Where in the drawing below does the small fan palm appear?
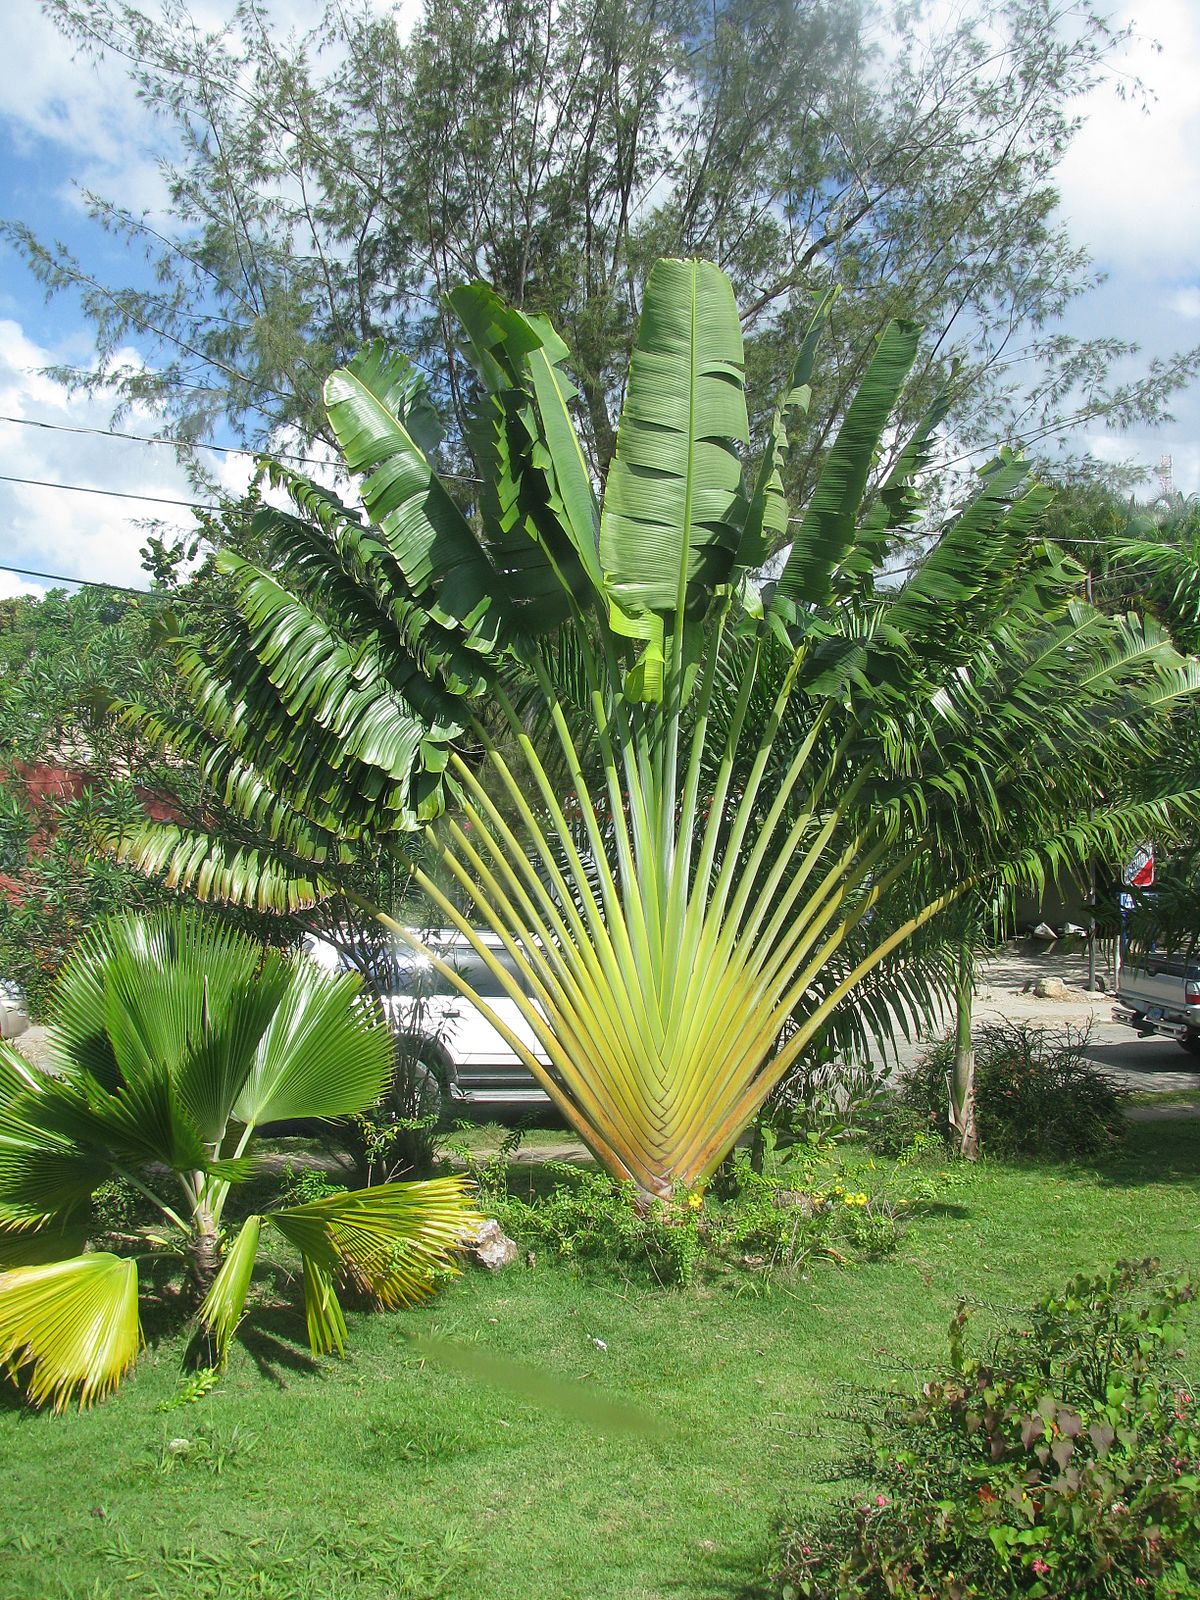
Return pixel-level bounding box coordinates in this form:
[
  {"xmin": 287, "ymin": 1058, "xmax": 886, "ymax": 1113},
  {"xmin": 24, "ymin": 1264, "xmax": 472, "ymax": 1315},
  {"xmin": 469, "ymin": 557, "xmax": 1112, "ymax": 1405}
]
[
  {"xmin": 0, "ymin": 909, "xmax": 473, "ymax": 1409},
  {"xmin": 113, "ymin": 261, "xmax": 1200, "ymax": 1201}
]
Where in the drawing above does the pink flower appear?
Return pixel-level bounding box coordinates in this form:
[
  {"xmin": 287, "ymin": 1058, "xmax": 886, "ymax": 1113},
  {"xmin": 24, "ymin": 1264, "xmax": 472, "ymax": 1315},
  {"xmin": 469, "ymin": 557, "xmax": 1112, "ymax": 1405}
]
[
  {"xmin": 875, "ymin": 1495, "xmax": 888, "ymax": 1508},
  {"xmin": 1032, "ymin": 1558, "xmax": 1050, "ymax": 1577}
]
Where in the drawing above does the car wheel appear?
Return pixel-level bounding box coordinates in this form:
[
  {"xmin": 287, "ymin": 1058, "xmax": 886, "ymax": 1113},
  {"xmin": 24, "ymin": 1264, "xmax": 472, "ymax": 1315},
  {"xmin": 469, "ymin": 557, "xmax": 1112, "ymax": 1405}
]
[{"xmin": 1178, "ymin": 1030, "xmax": 1200, "ymax": 1058}]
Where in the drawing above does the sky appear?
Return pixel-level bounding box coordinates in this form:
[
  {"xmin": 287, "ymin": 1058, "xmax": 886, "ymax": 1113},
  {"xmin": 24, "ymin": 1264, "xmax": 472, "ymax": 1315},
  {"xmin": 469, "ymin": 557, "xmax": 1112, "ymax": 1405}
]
[{"xmin": 0, "ymin": 0, "xmax": 1199, "ymax": 603}]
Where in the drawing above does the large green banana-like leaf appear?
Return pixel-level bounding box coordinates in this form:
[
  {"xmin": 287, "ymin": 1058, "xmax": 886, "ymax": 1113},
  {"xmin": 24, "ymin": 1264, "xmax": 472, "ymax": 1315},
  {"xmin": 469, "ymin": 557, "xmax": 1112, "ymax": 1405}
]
[
  {"xmin": 773, "ymin": 319, "xmax": 920, "ymax": 607},
  {"xmin": 116, "ymin": 823, "xmax": 333, "ymax": 914},
  {"xmin": 738, "ymin": 287, "xmax": 836, "ymax": 571},
  {"xmin": 126, "ymin": 633, "xmax": 415, "ymax": 840},
  {"xmin": 524, "ymin": 318, "xmax": 604, "ymax": 594},
  {"xmin": 342, "ymin": 340, "xmax": 445, "ymax": 457},
  {"xmin": 831, "ymin": 380, "xmax": 955, "ymax": 595},
  {"xmin": 600, "ymin": 258, "xmax": 749, "ymax": 697},
  {"xmin": 254, "ymin": 465, "xmax": 488, "ymax": 701},
  {"xmin": 449, "ymin": 283, "xmax": 603, "ymax": 605},
  {"xmin": 0, "ymin": 1253, "xmax": 140, "ymax": 1410},
  {"xmin": 218, "ymin": 556, "xmax": 440, "ymax": 781},
  {"xmin": 325, "ymin": 347, "xmax": 514, "ymax": 657}
]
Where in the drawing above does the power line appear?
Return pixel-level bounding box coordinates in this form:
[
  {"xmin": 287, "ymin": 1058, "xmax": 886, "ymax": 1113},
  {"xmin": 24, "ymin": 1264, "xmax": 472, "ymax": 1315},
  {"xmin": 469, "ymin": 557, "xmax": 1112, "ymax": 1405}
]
[
  {"xmin": 4, "ymin": 534, "xmax": 1174, "ymax": 607},
  {"xmin": 0, "ymin": 472, "xmax": 226, "ymax": 513},
  {"xmin": 0, "ymin": 561, "xmax": 163, "ymax": 599},
  {"xmin": 0, "ymin": 412, "xmax": 317, "ymax": 467},
  {"xmin": 0, "ymin": 412, "xmax": 485, "ymax": 485}
]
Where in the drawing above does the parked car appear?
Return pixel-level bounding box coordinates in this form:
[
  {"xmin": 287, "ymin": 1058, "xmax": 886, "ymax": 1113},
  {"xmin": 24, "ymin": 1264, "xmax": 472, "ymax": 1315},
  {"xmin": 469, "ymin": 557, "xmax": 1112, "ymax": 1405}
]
[
  {"xmin": 0, "ymin": 979, "xmax": 30, "ymax": 1042},
  {"xmin": 306, "ymin": 928, "xmax": 555, "ymax": 1120},
  {"xmin": 1113, "ymin": 953, "xmax": 1200, "ymax": 1058}
]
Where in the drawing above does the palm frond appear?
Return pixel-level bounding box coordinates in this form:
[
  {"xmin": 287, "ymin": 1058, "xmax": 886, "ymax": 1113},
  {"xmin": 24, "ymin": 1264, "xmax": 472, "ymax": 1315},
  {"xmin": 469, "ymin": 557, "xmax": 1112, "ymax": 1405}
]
[
  {"xmin": 773, "ymin": 319, "xmax": 920, "ymax": 607},
  {"xmin": 271, "ymin": 1177, "xmax": 473, "ymax": 1309},
  {"xmin": 0, "ymin": 1253, "xmax": 140, "ymax": 1410},
  {"xmin": 196, "ymin": 1213, "xmax": 261, "ymax": 1365},
  {"xmin": 233, "ymin": 961, "xmax": 393, "ymax": 1129}
]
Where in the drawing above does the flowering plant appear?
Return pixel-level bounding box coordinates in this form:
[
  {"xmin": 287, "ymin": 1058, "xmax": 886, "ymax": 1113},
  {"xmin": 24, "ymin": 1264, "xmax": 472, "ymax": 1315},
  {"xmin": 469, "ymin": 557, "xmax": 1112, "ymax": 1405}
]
[{"xmin": 773, "ymin": 1260, "xmax": 1200, "ymax": 1598}]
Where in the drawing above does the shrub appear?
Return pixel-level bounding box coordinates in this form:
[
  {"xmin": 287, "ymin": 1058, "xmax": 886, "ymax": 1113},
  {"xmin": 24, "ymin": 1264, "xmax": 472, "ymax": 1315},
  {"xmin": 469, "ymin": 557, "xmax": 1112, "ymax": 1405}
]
[
  {"xmin": 470, "ymin": 1137, "xmax": 955, "ymax": 1287},
  {"xmin": 772, "ymin": 1259, "xmax": 1200, "ymax": 1599},
  {"xmin": 754, "ymin": 1043, "xmax": 899, "ymax": 1159},
  {"xmin": 895, "ymin": 1022, "xmax": 1127, "ymax": 1160}
]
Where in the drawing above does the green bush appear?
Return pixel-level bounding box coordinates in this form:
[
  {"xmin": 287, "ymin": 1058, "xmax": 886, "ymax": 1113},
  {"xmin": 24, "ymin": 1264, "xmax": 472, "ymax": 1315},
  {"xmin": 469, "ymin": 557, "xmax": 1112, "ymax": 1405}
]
[
  {"xmin": 772, "ymin": 1260, "xmax": 1200, "ymax": 1599},
  {"xmin": 894, "ymin": 1022, "xmax": 1127, "ymax": 1160},
  {"xmin": 465, "ymin": 1137, "xmax": 954, "ymax": 1287}
]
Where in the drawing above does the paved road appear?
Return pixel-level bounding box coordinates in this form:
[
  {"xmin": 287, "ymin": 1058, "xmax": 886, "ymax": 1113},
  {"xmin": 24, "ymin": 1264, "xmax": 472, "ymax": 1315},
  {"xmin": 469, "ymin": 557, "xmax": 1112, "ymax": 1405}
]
[{"xmin": 885, "ymin": 946, "xmax": 1200, "ymax": 1100}]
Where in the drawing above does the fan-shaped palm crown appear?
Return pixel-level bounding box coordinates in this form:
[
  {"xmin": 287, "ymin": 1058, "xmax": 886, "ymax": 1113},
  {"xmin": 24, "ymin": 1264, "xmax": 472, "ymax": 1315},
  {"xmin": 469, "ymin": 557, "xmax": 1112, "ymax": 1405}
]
[
  {"xmin": 0, "ymin": 910, "xmax": 472, "ymax": 1408},
  {"xmin": 116, "ymin": 260, "xmax": 1200, "ymax": 1199}
]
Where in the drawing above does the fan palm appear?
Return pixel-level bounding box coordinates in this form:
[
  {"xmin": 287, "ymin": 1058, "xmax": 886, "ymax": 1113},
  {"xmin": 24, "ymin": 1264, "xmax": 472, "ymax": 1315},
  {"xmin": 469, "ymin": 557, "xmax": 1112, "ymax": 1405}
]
[
  {"xmin": 115, "ymin": 260, "xmax": 1200, "ymax": 1200},
  {"xmin": 0, "ymin": 909, "xmax": 473, "ymax": 1409}
]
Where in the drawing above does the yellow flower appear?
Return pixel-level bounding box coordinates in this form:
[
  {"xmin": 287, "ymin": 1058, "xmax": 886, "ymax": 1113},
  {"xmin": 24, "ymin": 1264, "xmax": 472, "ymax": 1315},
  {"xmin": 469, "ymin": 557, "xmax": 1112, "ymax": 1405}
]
[{"xmin": 686, "ymin": 1191, "xmax": 704, "ymax": 1211}]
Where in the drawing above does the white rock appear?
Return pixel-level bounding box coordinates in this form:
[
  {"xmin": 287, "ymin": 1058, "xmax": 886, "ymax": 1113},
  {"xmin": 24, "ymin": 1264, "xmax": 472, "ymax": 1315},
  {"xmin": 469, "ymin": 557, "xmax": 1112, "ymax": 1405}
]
[{"xmin": 460, "ymin": 1217, "xmax": 518, "ymax": 1270}]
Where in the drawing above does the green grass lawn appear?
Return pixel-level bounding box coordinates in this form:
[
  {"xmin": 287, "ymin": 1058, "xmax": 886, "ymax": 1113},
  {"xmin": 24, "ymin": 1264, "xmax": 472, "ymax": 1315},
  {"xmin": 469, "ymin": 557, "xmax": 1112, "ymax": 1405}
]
[{"xmin": 3, "ymin": 1120, "xmax": 1199, "ymax": 1600}]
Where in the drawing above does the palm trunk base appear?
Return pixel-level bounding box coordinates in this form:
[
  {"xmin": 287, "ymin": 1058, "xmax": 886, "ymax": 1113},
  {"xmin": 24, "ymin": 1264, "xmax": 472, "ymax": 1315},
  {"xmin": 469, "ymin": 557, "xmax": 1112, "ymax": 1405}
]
[
  {"xmin": 951, "ymin": 938, "xmax": 979, "ymax": 1161},
  {"xmin": 185, "ymin": 1228, "xmax": 221, "ymax": 1302},
  {"xmin": 949, "ymin": 1058, "xmax": 979, "ymax": 1161}
]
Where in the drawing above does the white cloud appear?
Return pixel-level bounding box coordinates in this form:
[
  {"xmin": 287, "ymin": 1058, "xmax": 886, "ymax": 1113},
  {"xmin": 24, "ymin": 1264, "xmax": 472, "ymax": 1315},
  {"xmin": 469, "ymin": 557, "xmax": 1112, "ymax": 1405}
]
[
  {"xmin": 0, "ymin": 3, "xmax": 166, "ymax": 214},
  {"xmin": 0, "ymin": 317, "xmax": 251, "ymax": 591},
  {"xmin": 1167, "ymin": 287, "xmax": 1200, "ymax": 320},
  {"xmin": 0, "ymin": 570, "xmax": 45, "ymax": 601},
  {"xmin": 1081, "ymin": 427, "xmax": 1199, "ymax": 497},
  {"xmin": 1, "ymin": 0, "xmax": 423, "ymax": 223},
  {"xmin": 1056, "ymin": 1, "xmax": 1200, "ymax": 273}
]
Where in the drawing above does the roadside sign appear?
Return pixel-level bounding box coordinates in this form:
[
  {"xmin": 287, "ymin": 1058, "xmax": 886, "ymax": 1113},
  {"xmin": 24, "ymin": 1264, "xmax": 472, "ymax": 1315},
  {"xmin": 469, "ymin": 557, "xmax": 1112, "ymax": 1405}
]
[{"xmin": 1124, "ymin": 843, "xmax": 1154, "ymax": 889}]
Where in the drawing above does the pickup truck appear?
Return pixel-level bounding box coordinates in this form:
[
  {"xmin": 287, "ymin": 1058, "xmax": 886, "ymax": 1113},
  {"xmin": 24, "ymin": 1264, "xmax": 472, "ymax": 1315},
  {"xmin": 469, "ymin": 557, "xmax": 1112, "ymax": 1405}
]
[{"xmin": 1113, "ymin": 954, "xmax": 1200, "ymax": 1057}]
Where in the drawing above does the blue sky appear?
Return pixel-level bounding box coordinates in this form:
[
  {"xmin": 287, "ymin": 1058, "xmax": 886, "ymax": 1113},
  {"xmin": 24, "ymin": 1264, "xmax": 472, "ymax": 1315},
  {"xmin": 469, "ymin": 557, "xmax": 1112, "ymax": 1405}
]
[{"xmin": 1, "ymin": 0, "xmax": 1199, "ymax": 602}]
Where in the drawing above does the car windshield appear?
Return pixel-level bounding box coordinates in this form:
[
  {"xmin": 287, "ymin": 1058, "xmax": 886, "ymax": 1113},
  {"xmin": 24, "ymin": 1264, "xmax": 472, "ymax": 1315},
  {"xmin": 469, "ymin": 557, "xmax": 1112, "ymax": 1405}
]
[{"xmin": 402, "ymin": 947, "xmax": 518, "ymax": 1000}]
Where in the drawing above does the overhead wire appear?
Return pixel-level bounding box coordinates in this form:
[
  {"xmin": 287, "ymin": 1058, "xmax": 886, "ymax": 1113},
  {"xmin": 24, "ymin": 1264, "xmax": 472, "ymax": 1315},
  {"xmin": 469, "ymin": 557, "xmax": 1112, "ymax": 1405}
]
[
  {"xmin": 2, "ymin": 538, "xmax": 1173, "ymax": 604},
  {"xmin": 0, "ymin": 561, "xmax": 176, "ymax": 600},
  {"xmin": 0, "ymin": 413, "xmax": 485, "ymax": 485},
  {"xmin": 0, "ymin": 472, "xmax": 226, "ymax": 513}
]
